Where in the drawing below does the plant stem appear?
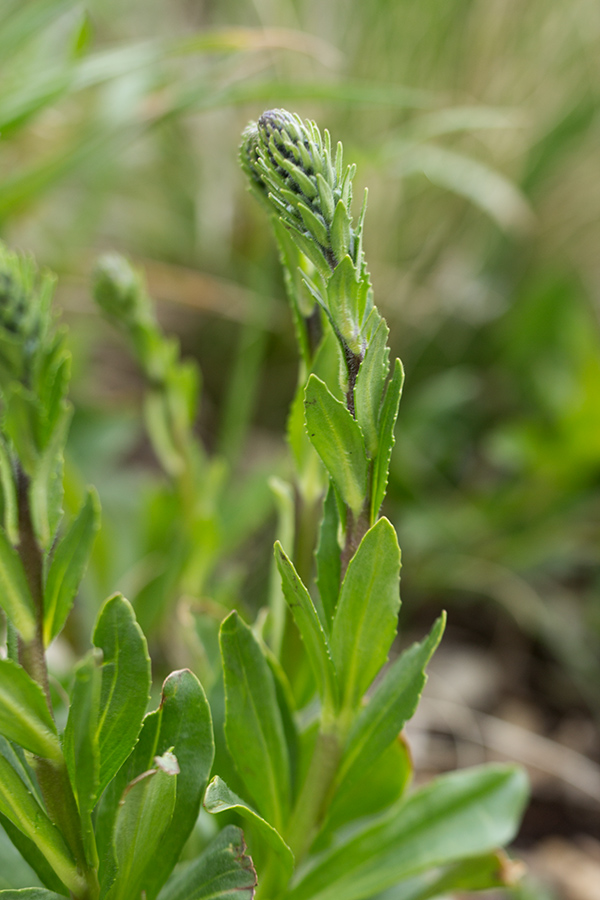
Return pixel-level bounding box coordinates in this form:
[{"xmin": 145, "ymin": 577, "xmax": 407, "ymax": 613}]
[
  {"xmin": 285, "ymin": 725, "xmax": 343, "ymax": 864},
  {"xmin": 16, "ymin": 467, "xmax": 52, "ymax": 707},
  {"xmin": 16, "ymin": 466, "xmax": 98, "ymax": 899}
]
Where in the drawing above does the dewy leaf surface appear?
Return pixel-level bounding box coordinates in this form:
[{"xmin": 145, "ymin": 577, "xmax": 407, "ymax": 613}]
[
  {"xmin": 331, "ymin": 517, "xmax": 401, "ymax": 711},
  {"xmin": 93, "ymin": 593, "xmax": 151, "ymax": 799},
  {"xmin": 157, "ymin": 825, "xmax": 257, "ymax": 900},
  {"xmin": 288, "ymin": 764, "xmax": 529, "ymax": 900},
  {"xmin": 220, "ymin": 611, "xmax": 291, "ymax": 832},
  {"xmin": 304, "ymin": 374, "xmax": 368, "ymax": 517},
  {"xmin": 0, "ymin": 659, "xmax": 61, "ymax": 762}
]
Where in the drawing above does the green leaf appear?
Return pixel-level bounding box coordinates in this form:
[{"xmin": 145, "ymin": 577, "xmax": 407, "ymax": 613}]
[
  {"xmin": 62, "ymin": 650, "xmax": 101, "ymax": 867},
  {"xmin": 402, "ymin": 850, "xmax": 523, "ymax": 900},
  {"xmin": 336, "ymin": 614, "xmax": 445, "ymax": 791},
  {"xmin": 331, "ymin": 517, "xmax": 401, "ymax": 712},
  {"xmin": 139, "ymin": 669, "xmax": 215, "ymax": 900},
  {"xmin": 144, "ymin": 389, "xmax": 186, "ymax": 478},
  {"xmin": 0, "ymin": 739, "xmax": 66, "ymax": 894},
  {"xmin": 371, "ymin": 359, "xmax": 404, "ymax": 522},
  {"xmin": 29, "ymin": 401, "xmax": 72, "ymax": 550},
  {"xmin": 105, "ymin": 752, "xmax": 178, "ymax": 900},
  {"xmin": 0, "ymin": 891, "xmax": 67, "ymax": 899},
  {"xmin": 0, "ymin": 440, "xmax": 18, "ymax": 545},
  {"xmin": 0, "ymin": 754, "xmax": 84, "ymax": 896},
  {"xmin": 304, "ymin": 374, "xmax": 368, "ymax": 517},
  {"xmin": 315, "ymin": 482, "xmax": 341, "ymax": 629},
  {"xmin": 354, "ymin": 316, "xmax": 390, "ymax": 457},
  {"xmin": 43, "ymin": 487, "xmax": 100, "ymax": 645},
  {"xmin": 2, "ymin": 383, "xmax": 40, "ymax": 475},
  {"xmin": 275, "ymin": 542, "xmax": 338, "ymax": 714},
  {"xmin": 157, "ymin": 825, "xmax": 256, "ymax": 900},
  {"xmin": 219, "ymin": 611, "xmax": 291, "ymax": 832},
  {"xmin": 325, "ymin": 256, "xmax": 361, "ymax": 352},
  {"xmin": 0, "ymin": 659, "xmax": 61, "ymax": 762},
  {"xmin": 93, "ymin": 593, "xmax": 151, "ymax": 799},
  {"xmin": 287, "ymin": 764, "xmax": 529, "ymax": 900},
  {"xmin": 205, "ymin": 776, "xmax": 294, "ymax": 879},
  {"xmin": 322, "ymin": 738, "xmax": 412, "ymax": 842},
  {"xmin": 0, "ymin": 814, "xmax": 68, "ymax": 896},
  {"xmin": 0, "ymin": 527, "xmax": 36, "ymax": 641},
  {"xmin": 331, "ymin": 199, "xmax": 351, "ymax": 263}
]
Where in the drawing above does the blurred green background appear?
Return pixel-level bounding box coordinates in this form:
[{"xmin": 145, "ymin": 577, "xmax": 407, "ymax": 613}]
[{"xmin": 2, "ymin": 0, "xmax": 600, "ymax": 891}]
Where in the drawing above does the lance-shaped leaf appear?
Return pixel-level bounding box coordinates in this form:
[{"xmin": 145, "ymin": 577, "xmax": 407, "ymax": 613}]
[
  {"xmin": 140, "ymin": 669, "xmax": 214, "ymax": 900},
  {"xmin": 288, "ymin": 764, "xmax": 528, "ymax": 900},
  {"xmin": 43, "ymin": 487, "xmax": 100, "ymax": 645},
  {"xmin": 331, "ymin": 517, "xmax": 401, "ymax": 712},
  {"xmin": 321, "ymin": 737, "xmax": 412, "ymax": 843},
  {"xmin": 220, "ymin": 611, "xmax": 291, "ymax": 832},
  {"xmin": 95, "ymin": 668, "xmax": 214, "ymax": 896},
  {"xmin": 62, "ymin": 650, "xmax": 101, "ymax": 867},
  {"xmin": 105, "ymin": 752, "xmax": 178, "ymax": 900},
  {"xmin": 0, "ymin": 439, "xmax": 18, "ymax": 545},
  {"xmin": 93, "ymin": 594, "xmax": 151, "ymax": 799},
  {"xmin": 354, "ymin": 316, "xmax": 390, "ymax": 458},
  {"xmin": 366, "ymin": 850, "xmax": 523, "ymax": 900},
  {"xmin": 0, "ymin": 527, "xmax": 36, "ymax": 641},
  {"xmin": 315, "ymin": 483, "xmax": 341, "ymax": 629},
  {"xmin": 29, "ymin": 401, "xmax": 72, "ymax": 550},
  {"xmin": 305, "ymin": 375, "xmax": 368, "ymax": 518},
  {"xmin": 275, "ymin": 542, "xmax": 338, "ymax": 714},
  {"xmin": 370, "ymin": 359, "xmax": 404, "ymax": 522},
  {"xmin": 0, "ymin": 754, "xmax": 84, "ymax": 896},
  {"xmin": 0, "ymin": 891, "xmax": 68, "ymax": 899},
  {"xmin": 0, "ymin": 814, "xmax": 68, "ymax": 896},
  {"xmin": 335, "ymin": 614, "xmax": 445, "ymax": 792},
  {"xmin": 205, "ymin": 776, "xmax": 294, "ymax": 880},
  {"xmin": 0, "ymin": 737, "xmax": 68, "ymax": 895},
  {"xmin": 0, "ymin": 659, "xmax": 61, "ymax": 762},
  {"xmin": 325, "ymin": 256, "xmax": 361, "ymax": 350},
  {"xmin": 157, "ymin": 825, "xmax": 257, "ymax": 900}
]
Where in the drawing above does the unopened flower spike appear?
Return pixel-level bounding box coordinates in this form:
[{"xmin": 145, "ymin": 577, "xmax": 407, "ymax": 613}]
[
  {"xmin": 0, "ymin": 243, "xmax": 55, "ymax": 387},
  {"xmin": 240, "ymin": 109, "xmax": 375, "ymax": 370}
]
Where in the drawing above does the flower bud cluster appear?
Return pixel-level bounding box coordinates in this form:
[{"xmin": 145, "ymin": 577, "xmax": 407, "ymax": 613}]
[
  {"xmin": 0, "ymin": 243, "xmax": 54, "ymax": 386},
  {"xmin": 241, "ymin": 109, "xmax": 366, "ymax": 278},
  {"xmin": 241, "ymin": 109, "xmax": 375, "ymax": 359}
]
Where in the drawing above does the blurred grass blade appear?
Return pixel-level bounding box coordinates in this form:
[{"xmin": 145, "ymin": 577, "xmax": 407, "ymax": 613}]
[{"xmin": 390, "ymin": 142, "xmax": 534, "ymax": 233}]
